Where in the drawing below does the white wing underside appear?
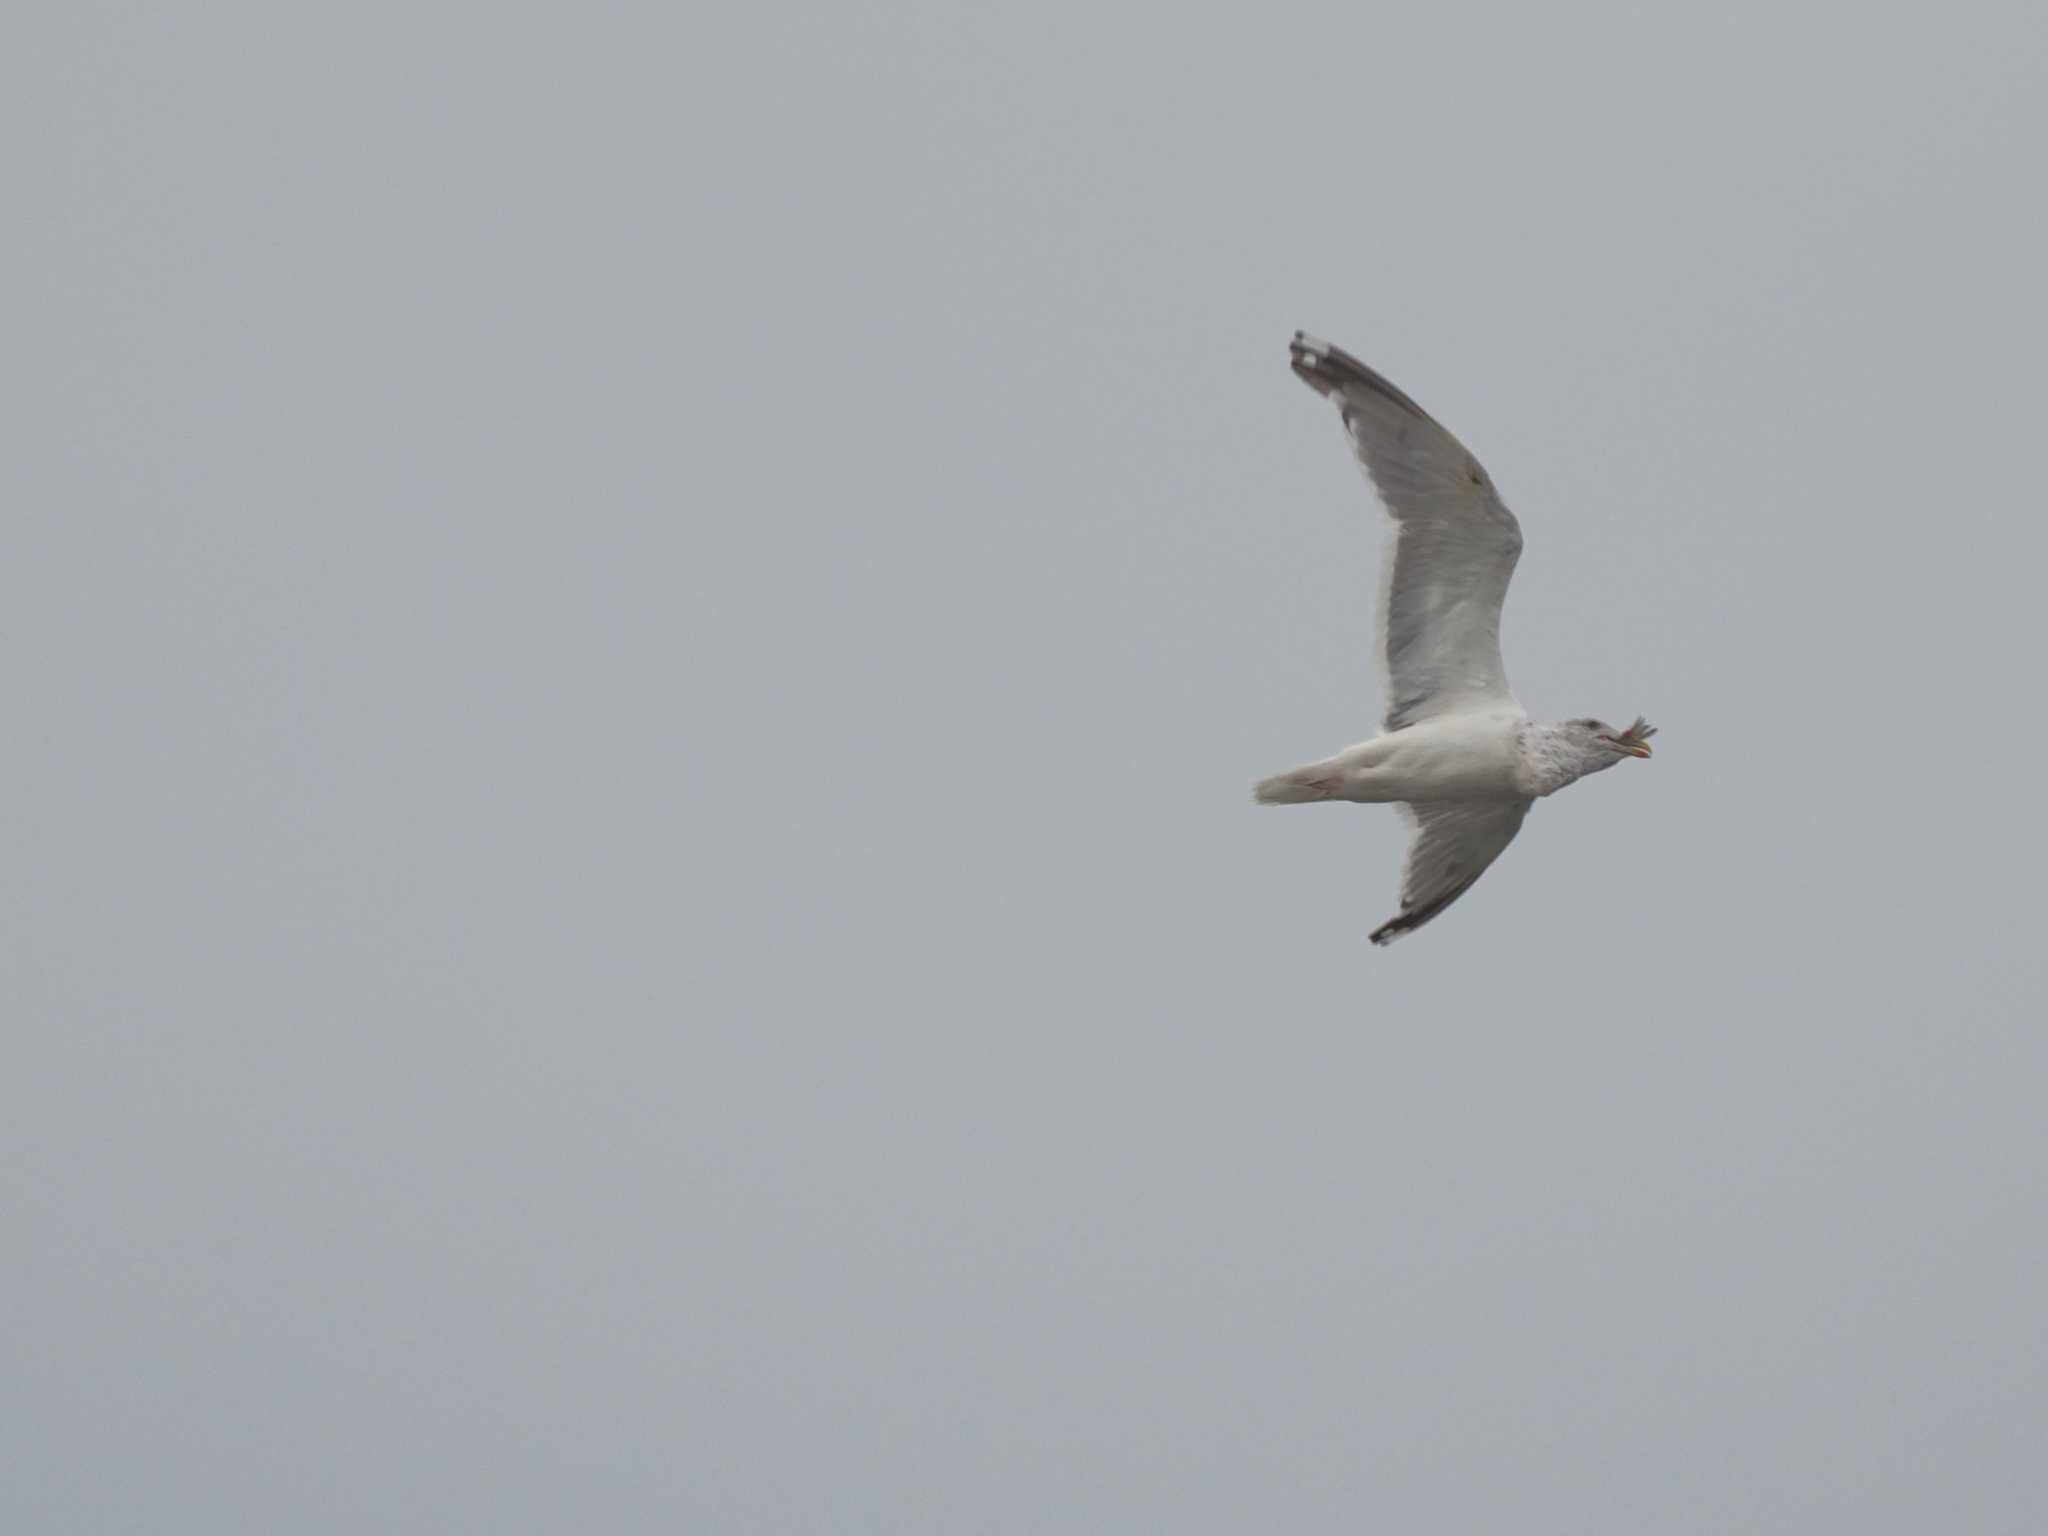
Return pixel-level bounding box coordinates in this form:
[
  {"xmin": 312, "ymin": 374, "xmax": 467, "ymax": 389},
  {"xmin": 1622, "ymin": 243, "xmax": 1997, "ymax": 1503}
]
[
  {"xmin": 1290, "ymin": 333, "xmax": 1524, "ymax": 732},
  {"xmin": 1372, "ymin": 799, "xmax": 1530, "ymax": 945}
]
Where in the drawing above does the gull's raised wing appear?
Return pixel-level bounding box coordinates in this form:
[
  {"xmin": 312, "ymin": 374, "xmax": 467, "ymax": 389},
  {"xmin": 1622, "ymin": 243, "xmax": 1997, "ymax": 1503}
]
[
  {"xmin": 1291, "ymin": 333, "xmax": 1523, "ymax": 732},
  {"xmin": 1370, "ymin": 799, "xmax": 1530, "ymax": 946}
]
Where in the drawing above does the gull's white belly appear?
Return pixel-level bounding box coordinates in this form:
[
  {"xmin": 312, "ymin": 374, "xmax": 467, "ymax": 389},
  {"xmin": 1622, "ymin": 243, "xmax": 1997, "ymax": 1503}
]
[{"xmin": 1331, "ymin": 713, "xmax": 1526, "ymax": 802}]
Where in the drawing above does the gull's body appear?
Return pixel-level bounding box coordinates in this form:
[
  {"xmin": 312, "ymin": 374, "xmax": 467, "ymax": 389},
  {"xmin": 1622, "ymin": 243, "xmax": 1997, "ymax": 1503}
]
[{"xmin": 1256, "ymin": 332, "xmax": 1654, "ymax": 945}]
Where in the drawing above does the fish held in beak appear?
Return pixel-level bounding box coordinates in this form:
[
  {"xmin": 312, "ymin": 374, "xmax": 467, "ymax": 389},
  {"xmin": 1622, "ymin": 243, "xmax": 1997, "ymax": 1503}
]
[{"xmin": 1610, "ymin": 717, "xmax": 1656, "ymax": 759}]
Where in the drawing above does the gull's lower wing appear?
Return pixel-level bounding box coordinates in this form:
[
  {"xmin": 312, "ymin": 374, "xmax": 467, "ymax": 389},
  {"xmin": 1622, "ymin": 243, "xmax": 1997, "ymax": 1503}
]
[
  {"xmin": 1290, "ymin": 333, "xmax": 1524, "ymax": 732},
  {"xmin": 1371, "ymin": 799, "xmax": 1531, "ymax": 946}
]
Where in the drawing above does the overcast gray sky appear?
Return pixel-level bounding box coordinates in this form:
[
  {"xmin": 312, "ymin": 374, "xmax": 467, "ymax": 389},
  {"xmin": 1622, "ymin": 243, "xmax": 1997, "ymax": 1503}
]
[{"xmin": 10, "ymin": 3, "xmax": 2048, "ymax": 1531}]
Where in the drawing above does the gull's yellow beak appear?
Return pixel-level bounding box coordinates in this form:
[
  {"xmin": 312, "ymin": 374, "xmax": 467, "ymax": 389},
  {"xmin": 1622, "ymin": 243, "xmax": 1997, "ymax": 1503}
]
[{"xmin": 1610, "ymin": 716, "xmax": 1657, "ymax": 760}]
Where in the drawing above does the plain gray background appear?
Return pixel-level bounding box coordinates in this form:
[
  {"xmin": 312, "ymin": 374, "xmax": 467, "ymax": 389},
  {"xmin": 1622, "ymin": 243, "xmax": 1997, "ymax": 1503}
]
[{"xmin": 10, "ymin": 3, "xmax": 2048, "ymax": 1530}]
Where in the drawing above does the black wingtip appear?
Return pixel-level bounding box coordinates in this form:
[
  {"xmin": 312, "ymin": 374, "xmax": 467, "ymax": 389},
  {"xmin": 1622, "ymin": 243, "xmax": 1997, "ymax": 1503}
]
[
  {"xmin": 1287, "ymin": 330, "xmax": 1441, "ymax": 426},
  {"xmin": 1288, "ymin": 330, "xmax": 1334, "ymax": 394},
  {"xmin": 1369, "ymin": 913, "xmax": 1414, "ymax": 946},
  {"xmin": 1368, "ymin": 875, "xmax": 1480, "ymax": 947}
]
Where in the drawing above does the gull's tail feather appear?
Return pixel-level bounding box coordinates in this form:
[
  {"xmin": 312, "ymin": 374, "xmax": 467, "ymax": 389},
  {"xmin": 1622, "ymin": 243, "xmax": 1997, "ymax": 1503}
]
[{"xmin": 1254, "ymin": 764, "xmax": 1343, "ymax": 804}]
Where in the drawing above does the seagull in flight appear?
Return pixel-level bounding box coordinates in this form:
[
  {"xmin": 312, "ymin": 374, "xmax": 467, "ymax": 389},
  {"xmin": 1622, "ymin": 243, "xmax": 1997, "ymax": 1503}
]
[{"xmin": 1255, "ymin": 332, "xmax": 1656, "ymax": 945}]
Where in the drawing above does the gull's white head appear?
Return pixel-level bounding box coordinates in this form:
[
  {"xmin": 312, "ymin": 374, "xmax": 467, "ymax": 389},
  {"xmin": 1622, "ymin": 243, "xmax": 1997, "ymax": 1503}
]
[{"xmin": 1563, "ymin": 715, "xmax": 1657, "ymax": 773}]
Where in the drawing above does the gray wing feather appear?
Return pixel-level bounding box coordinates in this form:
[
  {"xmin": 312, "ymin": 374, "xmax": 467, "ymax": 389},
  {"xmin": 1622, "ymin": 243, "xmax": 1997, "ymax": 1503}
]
[
  {"xmin": 1370, "ymin": 799, "xmax": 1531, "ymax": 945},
  {"xmin": 1290, "ymin": 332, "xmax": 1523, "ymax": 731}
]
